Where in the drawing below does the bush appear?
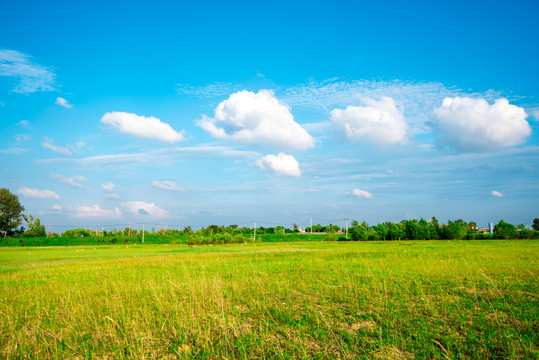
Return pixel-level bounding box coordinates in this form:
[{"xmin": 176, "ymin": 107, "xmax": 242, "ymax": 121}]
[{"xmin": 325, "ymin": 234, "xmax": 339, "ymax": 241}]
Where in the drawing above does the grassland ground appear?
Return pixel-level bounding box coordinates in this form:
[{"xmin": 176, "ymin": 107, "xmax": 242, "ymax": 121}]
[{"xmin": 0, "ymin": 240, "xmax": 538, "ymax": 359}]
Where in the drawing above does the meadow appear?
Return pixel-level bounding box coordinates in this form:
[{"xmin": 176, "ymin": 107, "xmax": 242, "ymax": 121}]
[{"xmin": 0, "ymin": 240, "xmax": 537, "ymax": 359}]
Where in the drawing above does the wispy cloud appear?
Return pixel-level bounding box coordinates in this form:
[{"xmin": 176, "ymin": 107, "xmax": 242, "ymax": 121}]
[
  {"xmin": 42, "ymin": 139, "xmax": 72, "ymax": 156},
  {"xmin": 55, "ymin": 97, "xmax": 72, "ymax": 108},
  {"xmin": 17, "ymin": 120, "xmax": 31, "ymax": 128},
  {"xmin": 15, "ymin": 134, "xmax": 31, "ymax": 142},
  {"xmin": 177, "ymin": 82, "xmax": 242, "ymax": 97},
  {"xmin": 40, "ymin": 146, "xmax": 260, "ymax": 168},
  {"xmin": 152, "ymin": 180, "xmax": 187, "ymax": 192},
  {"xmin": 0, "ymin": 147, "xmax": 30, "ymax": 154},
  {"xmin": 492, "ymin": 190, "xmax": 504, "ymax": 197},
  {"xmin": 51, "ymin": 173, "xmax": 87, "ymax": 188},
  {"xmin": 18, "ymin": 186, "xmax": 61, "ymax": 200},
  {"xmin": 0, "ymin": 49, "xmax": 55, "ymax": 93}
]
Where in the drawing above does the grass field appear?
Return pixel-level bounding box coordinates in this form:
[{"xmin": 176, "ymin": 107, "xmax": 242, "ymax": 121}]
[{"xmin": 1, "ymin": 240, "xmax": 538, "ymax": 359}]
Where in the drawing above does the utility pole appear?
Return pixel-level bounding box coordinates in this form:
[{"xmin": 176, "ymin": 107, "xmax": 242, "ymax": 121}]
[
  {"xmin": 142, "ymin": 223, "xmax": 145, "ymax": 244},
  {"xmin": 345, "ymin": 217, "xmax": 349, "ymax": 239},
  {"xmin": 254, "ymin": 221, "xmax": 256, "ymax": 242},
  {"xmin": 310, "ymin": 217, "xmax": 312, "ymax": 234}
]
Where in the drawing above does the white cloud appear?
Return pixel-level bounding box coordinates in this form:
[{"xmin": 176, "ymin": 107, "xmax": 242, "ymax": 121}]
[
  {"xmin": 106, "ymin": 193, "xmax": 120, "ymax": 199},
  {"xmin": 430, "ymin": 97, "xmax": 531, "ymax": 152},
  {"xmin": 0, "ymin": 147, "xmax": 30, "ymax": 154},
  {"xmin": 255, "ymin": 153, "xmax": 301, "ymax": 177},
  {"xmin": 121, "ymin": 201, "xmax": 168, "ymax": 218},
  {"xmin": 51, "ymin": 204, "xmax": 63, "ymax": 211},
  {"xmin": 41, "ymin": 146, "xmax": 259, "ymax": 168},
  {"xmin": 15, "ymin": 134, "xmax": 31, "ymax": 142},
  {"xmin": 52, "ymin": 173, "xmax": 87, "ymax": 188},
  {"xmin": 18, "ymin": 186, "xmax": 61, "ymax": 200},
  {"xmin": 177, "ymin": 82, "xmax": 241, "ymax": 97},
  {"xmin": 352, "ymin": 189, "xmax": 373, "ymax": 199},
  {"xmin": 197, "ymin": 90, "xmax": 315, "ymax": 151},
  {"xmin": 532, "ymin": 109, "xmax": 539, "ymax": 121},
  {"xmin": 101, "ymin": 182, "xmax": 115, "ymax": 192},
  {"xmin": 42, "ymin": 140, "xmax": 72, "ymax": 156},
  {"xmin": 0, "ymin": 50, "xmax": 55, "ymax": 93},
  {"xmin": 55, "ymin": 97, "xmax": 72, "ymax": 108},
  {"xmin": 492, "ymin": 190, "xmax": 504, "ymax": 197},
  {"xmin": 152, "ymin": 180, "xmax": 186, "ymax": 192},
  {"xmin": 331, "ymin": 96, "xmax": 408, "ymax": 146},
  {"xmin": 100, "ymin": 112, "xmax": 185, "ymax": 143},
  {"xmin": 70, "ymin": 204, "xmax": 122, "ymax": 218},
  {"xmin": 187, "ymin": 79, "xmax": 504, "ymax": 135},
  {"xmin": 17, "ymin": 120, "xmax": 30, "ymax": 128}
]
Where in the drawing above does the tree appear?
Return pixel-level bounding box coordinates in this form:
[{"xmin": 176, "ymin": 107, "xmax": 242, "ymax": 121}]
[
  {"xmin": 533, "ymin": 218, "xmax": 539, "ymax": 231},
  {"xmin": 493, "ymin": 220, "xmax": 517, "ymax": 239},
  {"xmin": 442, "ymin": 220, "xmax": 468, "ymax": 240},
  {"xmin": 24, "ymin": 214, "xmax": 46, "ymax": 237},
  {"xmin": 349, "ymin": 223, "xmax": 368, "ymax": 240},
  {"xmin": 0, "ymin": 188, "xmax": 25, "ymax": 238}
]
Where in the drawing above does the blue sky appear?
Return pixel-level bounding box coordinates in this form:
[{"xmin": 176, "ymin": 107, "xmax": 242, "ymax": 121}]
[{"xmin": 1, "ymin": 0, "xmax": 538, "ymax": 232}]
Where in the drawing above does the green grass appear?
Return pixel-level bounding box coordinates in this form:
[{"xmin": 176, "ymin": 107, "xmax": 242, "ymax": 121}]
[
  {"xmin": 1, "ymin": 240, "xmax": 538, "ymax": 359},
  {"xmin": 0, "ymin": 233, "xmax": 325, "ymax": 247}
]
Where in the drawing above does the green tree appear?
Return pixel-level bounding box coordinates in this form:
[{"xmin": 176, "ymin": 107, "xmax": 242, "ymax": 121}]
[
  {"xmin": 418, "ymin": 218, "xmax": 430, "ymax": 240},
  {"xmin": 533, "ymin": 218, "xmax": 539, "ymax": 231},
  {"xmin": 442, "ymin": 220, "xmax": 468, "ymax": 240},
  {"xmin": 0, "ymin": 188, "xmax": 25, "ymax": 238},
  {"xmin": 403, "ymin": 219, "xmax": 420, "ymax": 240},
  {"xmin": 493, "ymin": 220, "xmax": 517, "ymax": 239},
  {"xmin": 349, "ymin": 223, "xmax": 368, "ymax": 240},
  {"xmin": 387, "ymin": 222, "xmax": 405, "ymax": 240},
  {"xmin": 24, "ymin": 214, "xmax": 47, "ymax": 237}
]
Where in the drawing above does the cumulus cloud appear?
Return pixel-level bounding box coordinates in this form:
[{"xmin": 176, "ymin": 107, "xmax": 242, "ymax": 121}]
[
  {"xmin": 70, "ymin": 204, "xmax": 122, "ymax": 218},
  {"xmin": 18, "ymin": 186, "xmax": 61, "ymax": 200},
  {"xmin": 0, "ymin": 49, "xmax": 55, "ymax": 93},
  {"xmin": 101, "ymin": 182, "xmax": 115, "ymax": 192},
  {"xmin": 255, "ymin": 153, "xmax": 301, "ymax": 177},
  {"xmin": 197, "ymin": 90, "xmax": 315, "ymax": 151},
  {"xmin": 430, "ymin": 97, "xmax": 531, "ymax": 152},
  {"xmin": 100, "ymin": 112, "xmax": 185, "ymax": 143},
  {"xmin": 352, "ymin": 189, "xmax": 373, "ymax": 199},
  {"xmin": 492, "ymin": 190, "xmax": 504, "ymax": 197},
  {"xmin": 331, "ymin": 96, "xmax": 408, "ymax": 146},
  {"xmin": 55, "ymin": 97, "xmax": 72, "ymax": 108},
  {"xmin": 152, "ymin": 180, "xmax": 186, "ymax": 192},
  {"xmin": 52, "ymin": 173, "xmax": 87, "ymax": 188},
  {"xmin": 42, "ymin": 140, "xmax": 72, "ymax": 156},
  {"xmin": 121, "ymin": 201, "xmax": 168, "ymax": 218},
  {"xmin": 106, "ymin": 193, "xmax": 120, "ymax": 199}
]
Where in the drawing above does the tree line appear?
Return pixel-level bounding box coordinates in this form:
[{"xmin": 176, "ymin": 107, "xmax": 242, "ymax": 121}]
[{"xmin": 2, "ymin": 188, "xmax": 538, "ymax": 241}]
